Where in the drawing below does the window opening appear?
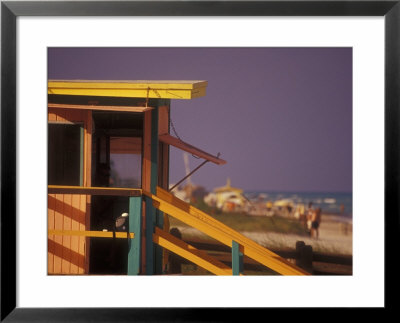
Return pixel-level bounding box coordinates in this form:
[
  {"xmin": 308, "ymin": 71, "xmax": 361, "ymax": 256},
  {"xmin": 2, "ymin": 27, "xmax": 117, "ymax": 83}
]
[
  {"xmin": 48, "ymin": 123, "xmax": 83, "ymax": 186},
  {"xmin": 109, "ymin": 137, "xmax": 142, "ymax": 188}
]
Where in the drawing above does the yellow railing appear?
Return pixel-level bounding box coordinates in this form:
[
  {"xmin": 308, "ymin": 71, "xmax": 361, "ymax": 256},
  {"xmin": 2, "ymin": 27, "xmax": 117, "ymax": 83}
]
[
  {"xmin": 47, "ymin": 185, "xmax": 309, "ymax": 275},
  {"xmin": 144, "ymin": 187, "xmax": 309, "ymax": 276},
  {"xmin": 48, "ymin": 229, "xmax": 134, "ymax": 239},
  {"xmin": 153, "ymin": 227, "xmax": 233, "ymax": 275}
]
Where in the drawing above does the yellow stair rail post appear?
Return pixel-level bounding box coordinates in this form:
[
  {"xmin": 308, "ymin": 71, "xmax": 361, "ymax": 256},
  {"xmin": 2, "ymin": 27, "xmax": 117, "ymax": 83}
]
[
  {"xmin": 153, "ymin": 227, "xmax": 233, "ymax": 275},
  {"xmin": 144, "ymin": 187, "xmax": 309, "ymax": 275}
]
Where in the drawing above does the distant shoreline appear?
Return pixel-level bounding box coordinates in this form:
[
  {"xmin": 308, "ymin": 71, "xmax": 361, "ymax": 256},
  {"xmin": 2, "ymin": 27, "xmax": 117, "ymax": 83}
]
[{"xmin": 243, "ymin": 190, "xmax": 353, "ymax": 218}]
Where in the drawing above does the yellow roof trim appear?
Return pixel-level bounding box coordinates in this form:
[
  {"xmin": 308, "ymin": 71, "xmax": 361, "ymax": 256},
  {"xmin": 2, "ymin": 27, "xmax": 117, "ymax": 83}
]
[{"xmin": 48, "ymin": 80, "xmax": 208, "ymax": 100}]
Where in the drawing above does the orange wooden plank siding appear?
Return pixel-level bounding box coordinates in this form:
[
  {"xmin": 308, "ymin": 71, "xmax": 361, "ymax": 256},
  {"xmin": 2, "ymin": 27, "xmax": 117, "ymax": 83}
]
[
  {"xmin": 53, "ymin": 193, "xmax": 63, "ymax": 273},
  {"xmin": 47, "ymin": 194, "xmax": 55, "ymax": 273},
  {"xmin": 142, "ymin": 109, "xmax": 152, "ymax": 192},
  {"xmin": 48, "ymin": 109, "xmax": 57, "ymax": 122},
  {"xmin": 79, "ymin": 194, "xmax": 86, "ymax": 273},
  {"xmin": 70, "ymin": 194, "xmax": 80, "ymax": 274},
  {"xmin": 62, "ymin": 193, "xmax": 72, "ymax": 274},
  {"xmin": 158, "ymin": 105, "xmax": 170, "ymax": 189},
  {"xmin": 48, "ymin": 108, "xmax": 89, "ymax": 274},
  {"xmin": 110, "ymin": 137, "xmax": 141, "ymax": 154},
  {"xmin": 55, "ymin": 108, "xmax": 67, "ymax": 122},
  {"xmin": 84, "ymin": 110, "xmax": 92, "ymax": 273},
  {"xmin": 48, "ymin": 194, "xmax": 87, "ymax": 274}
]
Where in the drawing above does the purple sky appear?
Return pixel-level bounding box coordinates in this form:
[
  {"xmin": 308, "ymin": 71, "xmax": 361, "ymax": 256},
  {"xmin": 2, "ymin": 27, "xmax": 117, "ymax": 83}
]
[{"xmin": 48, "ymin": 47, "xmax": 352, "ymax": 193}]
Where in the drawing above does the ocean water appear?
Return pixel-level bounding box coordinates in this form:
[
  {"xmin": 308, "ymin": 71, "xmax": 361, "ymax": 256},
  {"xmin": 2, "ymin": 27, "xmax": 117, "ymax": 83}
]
[{"xmin": 244, "ymin": 191, "xmax": 353, "ymax": 218}]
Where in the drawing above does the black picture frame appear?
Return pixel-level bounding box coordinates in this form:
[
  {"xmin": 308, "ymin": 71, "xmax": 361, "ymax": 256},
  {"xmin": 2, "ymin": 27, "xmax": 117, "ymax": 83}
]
[{"xmin": 1, "ymin": 1, "xmax": 398, "ymax": 321}]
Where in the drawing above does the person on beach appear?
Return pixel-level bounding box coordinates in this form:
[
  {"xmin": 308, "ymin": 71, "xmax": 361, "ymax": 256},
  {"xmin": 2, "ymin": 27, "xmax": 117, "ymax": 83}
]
[
  {"xmin": 340, "ymin": 204, "xmax": 345, "ymax": 215},
  {"xmin": 306, "ymin": 202, "xmax": 314, "ymax": 234},
  {"xmin": 310, "ymin": 207, "xmax": 322, "ymax": 239}
]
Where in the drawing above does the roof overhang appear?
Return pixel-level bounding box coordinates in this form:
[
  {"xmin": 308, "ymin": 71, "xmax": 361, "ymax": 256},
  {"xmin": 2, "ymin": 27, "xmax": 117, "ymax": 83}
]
[
  {"xmin": 159, "ymin": 134, "xmax": 226, "ymax": 165},
  {"xmin": 48, "ymin": 103, "xmax": 153, "ymax": 113},
  {"xmin": 48, "ymin": 80, "xmax": 208, "ymax": 100}
]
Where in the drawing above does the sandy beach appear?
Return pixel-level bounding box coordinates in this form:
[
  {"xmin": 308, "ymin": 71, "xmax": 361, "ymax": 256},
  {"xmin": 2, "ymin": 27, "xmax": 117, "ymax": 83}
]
[
  {"xmin": 242, "ymin": 214, "xmax": 352, "ymax": 255},
  {"xmin": 174, "ymin": 213, "xmax": 353, "ymax": 256}
]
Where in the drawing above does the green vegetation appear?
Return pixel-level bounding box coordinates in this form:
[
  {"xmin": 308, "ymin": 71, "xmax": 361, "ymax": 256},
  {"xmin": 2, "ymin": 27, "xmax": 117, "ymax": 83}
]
[
  {"xmin": 165, "ymin": 200, "xmax": 310, "ymax": 275},
  {"xmin": 164, "ymin": 200, "xmax": 351, "ymax": 275},
  {"xmin": 209, "ymin": 212, "xmax": 306, "ymax": 235},
  {"xmin": 168, "ymin": 199, "xmax": 308, "ymax": 236}
]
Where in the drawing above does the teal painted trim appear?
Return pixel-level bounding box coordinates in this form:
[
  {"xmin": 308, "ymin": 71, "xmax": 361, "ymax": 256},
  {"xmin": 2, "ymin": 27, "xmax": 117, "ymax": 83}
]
[
  {"xmin": 232, "ymin": 241, "xmax": 243, "ymax": 275},
  {"xmin": 79, "ymin": 126, "xmax": 84, "ymax": 186},
  {"xmin": 127, "ymin": 196, "xmax": 142, "ymax": 275},
  {"xmin": 145, "ymin": 196, "xmax": 155, "ymax": 275}
]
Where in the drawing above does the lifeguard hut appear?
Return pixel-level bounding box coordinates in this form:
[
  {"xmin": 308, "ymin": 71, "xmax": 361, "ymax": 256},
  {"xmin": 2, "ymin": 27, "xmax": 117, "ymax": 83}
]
[{"xmin": 48, "ymin": 80, "xmax": 308, "ymax": 276}]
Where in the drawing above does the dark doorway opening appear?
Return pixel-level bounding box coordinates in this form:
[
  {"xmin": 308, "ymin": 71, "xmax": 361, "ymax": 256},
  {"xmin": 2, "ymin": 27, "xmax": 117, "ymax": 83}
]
[{"xmin": 89, "ymin": 111, "xmax": 143, "ymax": 275}]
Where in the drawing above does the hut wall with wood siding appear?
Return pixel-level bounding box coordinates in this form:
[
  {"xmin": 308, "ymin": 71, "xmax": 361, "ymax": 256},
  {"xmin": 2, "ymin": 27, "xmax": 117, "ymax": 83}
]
[{"xmin": 48, "ymin": 108, "xmax": 92, "ymax": 274}]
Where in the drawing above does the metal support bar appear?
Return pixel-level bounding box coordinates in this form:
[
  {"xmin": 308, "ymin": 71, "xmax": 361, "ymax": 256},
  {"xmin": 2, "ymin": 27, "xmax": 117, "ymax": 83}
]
[{"xmin": 169, "ymin": 159, "xmax": 209, "ymax": 191}]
